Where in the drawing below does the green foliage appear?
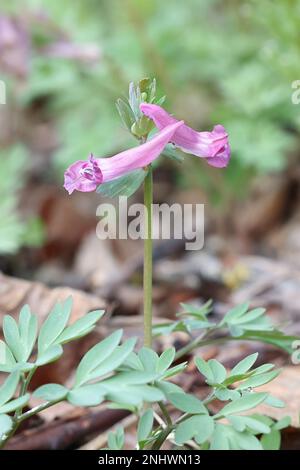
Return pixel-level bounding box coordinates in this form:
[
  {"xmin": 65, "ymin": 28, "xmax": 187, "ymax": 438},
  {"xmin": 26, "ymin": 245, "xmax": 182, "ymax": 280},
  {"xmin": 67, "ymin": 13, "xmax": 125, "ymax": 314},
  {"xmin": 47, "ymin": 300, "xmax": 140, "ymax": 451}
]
[
  {"xmin": 154, "ymin": 300, "xmax": 215, "ymax": 336},
  {"xmin": 0, "ymin": 297, "xmax": 293, "ymax": 450},
  {"xmin": 107, "ymin": 427, "xmax": 125, "ymax": 450},
  {"xmin": 154, "ymin": 300, "xmax": 299, "ymax": 354},
  {"xmin": 137, "ymin": 409, "xmax": 154, "ymax": 448},
  {"xmin": 166, "ymin": 352, "xmax": 288, "ymax": 450}
]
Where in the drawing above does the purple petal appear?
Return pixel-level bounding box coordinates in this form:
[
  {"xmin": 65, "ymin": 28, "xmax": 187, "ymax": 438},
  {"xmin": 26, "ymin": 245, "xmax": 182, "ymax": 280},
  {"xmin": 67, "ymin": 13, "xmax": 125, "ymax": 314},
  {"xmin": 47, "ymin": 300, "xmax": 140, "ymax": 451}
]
[
  {"xmin": 64, "ymin": 155, "xmax": 103, "ymax": 194},
  {"xmin": 64, "ymin": 121, "xmax": 184, "ymax": 194},
  {"xmin": 140, "ymin": 103, "xmax": 230, "ymax": 168}
]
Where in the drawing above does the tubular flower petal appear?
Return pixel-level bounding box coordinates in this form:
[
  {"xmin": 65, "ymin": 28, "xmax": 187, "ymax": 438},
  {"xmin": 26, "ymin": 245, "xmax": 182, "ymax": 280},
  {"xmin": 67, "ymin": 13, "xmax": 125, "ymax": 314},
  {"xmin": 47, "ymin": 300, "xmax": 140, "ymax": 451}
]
[
  {"xmin": 64, "ymin": 120, "xmax": 184, "ymax": 194},
  {"xmin": 140, "ymin": 103, "xmax": 230, "ymax": 168}
]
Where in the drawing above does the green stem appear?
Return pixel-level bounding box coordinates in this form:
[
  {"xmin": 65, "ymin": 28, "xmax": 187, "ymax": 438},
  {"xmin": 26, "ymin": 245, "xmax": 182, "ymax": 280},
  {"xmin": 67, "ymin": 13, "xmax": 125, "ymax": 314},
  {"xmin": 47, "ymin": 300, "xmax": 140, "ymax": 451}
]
[
  {"xmin": 143, "ymin": 166, "xmax": 153, "ymax": 348},
  {"xmin": 151, "ymin": 425, "xmax": 173, "ymax": 450},
  {"xmin": 158, "ymin": 401, "xmax": 172, "ymax": 427},
  {"xmin": 174, "ymin": 331, "xmax": 241, "ymax": 361},
  {"xmin": 15, "ymin": 367, "xmax": 37, "ymax": 419},
  {"xmin": 0, "ymin": 399, "xmax": 62, "ymax": 450}
]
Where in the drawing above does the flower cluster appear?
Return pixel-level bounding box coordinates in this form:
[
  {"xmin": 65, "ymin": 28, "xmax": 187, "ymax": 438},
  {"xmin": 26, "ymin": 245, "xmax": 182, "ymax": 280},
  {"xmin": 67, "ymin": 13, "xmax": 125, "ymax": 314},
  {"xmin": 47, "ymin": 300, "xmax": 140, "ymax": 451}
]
[{"xmin": 64, "ymin": 97, "xmax": 230, "ymax": 195}]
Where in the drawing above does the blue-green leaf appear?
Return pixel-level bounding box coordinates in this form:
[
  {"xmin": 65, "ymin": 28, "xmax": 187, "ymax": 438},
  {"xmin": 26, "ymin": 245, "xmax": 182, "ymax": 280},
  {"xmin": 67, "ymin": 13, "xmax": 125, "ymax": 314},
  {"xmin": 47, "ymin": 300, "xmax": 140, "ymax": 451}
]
[
  {"xmin": 175, "ymin": 415, "xmax": 214, "ymax": 445},
  {"xmin": 38, "ymin": 298, "xmax": 72, "ymax": 354},
  {"xmin": 0, "ymin": 394, "xmax": 30, "ymax": 414},
  {"xmin": 137, "ymin": 409, "xmax": 154, "ymax": 443},
  {"xmin": 67, "ymin": 384, "xmax": 105, "ymax": 407},
  {"xmin": 55, "ymin": 310, "xmax": 104, "ymax": 344},
  {"xmin": 169, "ymin": 392, "xmax": 207, "ymax": 414},
  {"xmin": 3, "ymin": 316, "xmax": 23, "ymax": 362},
  {"xmin": 0, "ymin": 414, "xmax": 12, "ymax": 438},
  {"xmin": 87, "ymin": 337, "xmax": 137, "ymax": 380},
  {"xmin": 230, "ymin": 353, "xmax": 258, "ymax": 376},
  {"xmin": 97, "ymin": 169, "xmax": 147, "ymax": 198},
  {"xmin": 215, "ymin": 393, "xmax": 268, "ymax": 417},
  {"xmin": 36, "ymin": 344, "xmax": 63, "ymax": 366},
  {"xmin": 18, "ymin": 305, "xmax": 38, "ymax": 361},
  {"xmin": 33, "ymin": 384, "xmax": 68, "ymax": 402},
  {"xmin": 157, "ymin": 348, "xmax": 175, "ymax": 373},
  {"xmin": 0, "ymin": 372, "xmax": 20, "ymax": 407},
  {"xmin": 75, "ymin": 329, "xmax": 123, "ymax": 387}
]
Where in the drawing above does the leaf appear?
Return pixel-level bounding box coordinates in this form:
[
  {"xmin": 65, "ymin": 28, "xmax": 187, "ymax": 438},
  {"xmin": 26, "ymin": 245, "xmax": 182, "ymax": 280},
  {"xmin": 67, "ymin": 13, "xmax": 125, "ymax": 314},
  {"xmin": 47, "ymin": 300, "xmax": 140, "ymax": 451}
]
[
  {"xmin": 67, "ymin": 384, "xmax": 105, "ymax": 407},
  {"xmin": 168, "ymin": 392, "xmax": 207, "ymax": 414},
  {"xmin": 0, "ymin": 341, "xmax": 16, "ymax": 371},
  {"xmin": 195, "ymin": 357, "xmax": 214, "ymax": 382},
  {"xmin": 228, "ymin": 415, "xmax": 271, "ymax": 434},
  {"xmin": 129, "ymin": 81, "xmax": 140, "ymax": 119},
  {"xmin": 230, "ymin": 308, "xmax": 265, "ymax": 325},
  {"xmin": 38, "ymin": 297, "xmax": 72, "ymax": 354},
  {"xmin": 236, "ymin": 370, "xmax": 279, "ymax": 390},
  {"xmin": 33, "ymin": 384, "xmax": 68, "ymax": 402},
  {"xmin": 274, "ymin": 416, "xmax": 291, "ymax": 430},
  {"xmin": 104, "ymin": 384, "xmax": 164, "ymax": 405},
  {"xmin": 18, "ymin": 305, "xmax": 38, "ymax": 361},
  {"xmin": 252, "ymin": 363, "xmax": 275, "ymax": 375},
  {"xmin": 137, "ymin": 409, "xmax": 154, "ymax": 443},
  {"xmin": 107, "ymin": 402, "xmax": 137, "ymax": 413},
  {"xmin": 175, "ymin": 415, "xmax": 214, "ymax": 445},
  {"xmin": 157, "ymin": 348, "xmax": 175, "ymax": 373},
  {"xmin": 160, "ymin": 362, "xmax": 187, "ymax": 379},
  {"xmin": 239, "ymin": 330, "xmax": 299, "ymax": 354},
  {"xmin": 122, "ymin": 352, "xmax": 144, "ymax": 371},
  {"xmin": 97, "ymin": 169, "xmax": 147, "ymax": 198},
  {"xmin": 3, "ymin": 315, "xmax": 23, "ymax": 362},
  {"xmin": 0, "ymin": 414, "xmax": 12, "ymax": 438},
  {"xmin": 156, "ymin": 381, "xmax": 183, "ymax": 399},
  {"xmin": 264, "ymin": 395, "xmax": 285, "ymax": 408},
  {"xmin": 208, "ymin": 359, "xmax": 227, "ymax": 384},
  {"xmin": 210, "ymin": 423, "xmax": 230, "ymax": 450},
  {"xmin": 116, "ymin": 98, "xmax": 135, "ymax": 131},
  {"xmin": 87, "ymin": 337, "xmax": 137, "ymax": 380},
  {"xmin": 221, "ymin": 303, "xmax": 249, "ymax": 325},
  {"xmin": 55, "ymin": 310, "xmax": 105, "ymax": 344},
  {"xmin": 215, "ymin": 388, "xmax": 240, "ymax": 401},
  {"xmin": 108, "ymin": 427, "xmax": 124, "ymax": 450},
  {"xmin": 114, "ymin": 427, "xmax": 125, "ymax": 449},
  {"xmin": 103, "ymin": 370, "xmax": 158, "ymax": 386},
  {"xmin": 0, "ymin": 372, "xmax": 20, "ymax": 407},
  {"xmin": 232, "ymin": 431, "xmax": 263, "ymax": 450},
  {"xmin": 138, "ymin": 348, "xmax": 159, "ymax": 373},
  {"xmin": 75, "ymin": 329, "xmax": 123, "ymax": 386},
  {"xmin": 178, "ymin": 300, "xmax": 213, "ymax": 319},
  {"xmin": 130, "ymin": 385, "xmax": 164, "ymax": 402},
  {"xmin": 215, "ymin": 393, "xmax": 268, "ymax": 417},
  {"xmin": 261, "ymin": 429, "xmax": 281, "ymax": 450},
  {"xmin": 6, "ymin": 362, "xmax": 34, "ymax": 373},
  {"xmin": 230, "ymin": 353, "xmax": 258, "ymax": 376},
  {"xmin": 36, "ymin": 344, "xmax": 63, "ymax": 366},
  {"xmin": 0, "ymin": 394, "xmax": 30, "ymax": 414}
]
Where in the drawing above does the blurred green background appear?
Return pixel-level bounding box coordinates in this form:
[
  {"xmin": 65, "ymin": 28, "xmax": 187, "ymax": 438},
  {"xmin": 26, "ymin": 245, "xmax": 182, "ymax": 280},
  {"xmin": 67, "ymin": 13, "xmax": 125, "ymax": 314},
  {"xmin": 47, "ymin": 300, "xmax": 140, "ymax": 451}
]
[{"xmin": 0, "ymin": 0, "xmax": 299, "ymax": 256}]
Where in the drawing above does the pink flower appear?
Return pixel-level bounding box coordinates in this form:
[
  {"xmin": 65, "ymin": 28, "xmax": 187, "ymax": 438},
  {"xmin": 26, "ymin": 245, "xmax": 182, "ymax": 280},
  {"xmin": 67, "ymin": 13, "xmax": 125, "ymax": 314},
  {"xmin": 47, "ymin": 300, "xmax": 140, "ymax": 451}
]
[
  {"xmin": 140, "ymin": 103, "xmax": 230, "ymax": 168},
  {"xmin": 64, "ymin": 121, "xmax": 184, "ymax": 194}
]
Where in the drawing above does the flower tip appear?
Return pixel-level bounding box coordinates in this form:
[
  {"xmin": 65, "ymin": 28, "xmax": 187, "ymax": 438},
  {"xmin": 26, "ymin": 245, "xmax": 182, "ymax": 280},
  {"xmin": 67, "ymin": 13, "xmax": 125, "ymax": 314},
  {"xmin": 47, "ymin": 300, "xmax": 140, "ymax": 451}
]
[{"xmin": 63, "ymin": 180, "xmax": 74, "ymax": 195}]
